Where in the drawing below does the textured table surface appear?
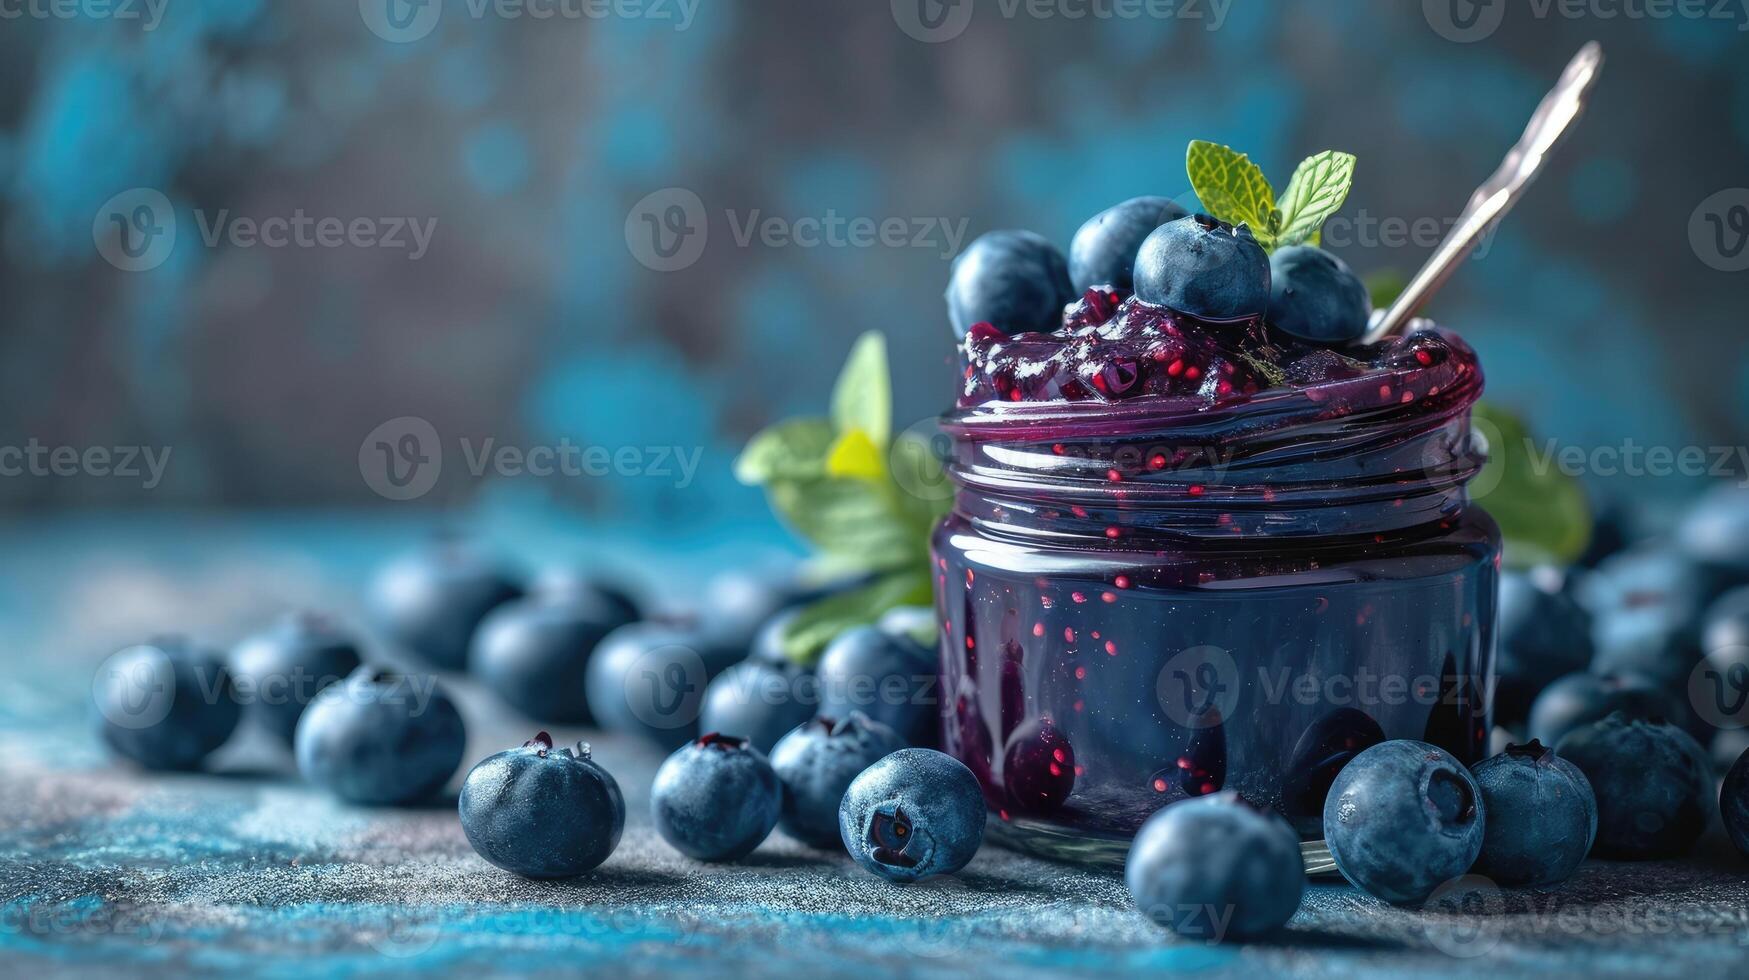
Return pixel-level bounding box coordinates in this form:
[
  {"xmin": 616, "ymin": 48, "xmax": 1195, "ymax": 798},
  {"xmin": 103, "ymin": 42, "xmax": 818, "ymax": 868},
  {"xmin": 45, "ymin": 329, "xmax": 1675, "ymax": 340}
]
[{"xmin": 2, "ymin": 515, "xmax": 1747, "ymax": 978}]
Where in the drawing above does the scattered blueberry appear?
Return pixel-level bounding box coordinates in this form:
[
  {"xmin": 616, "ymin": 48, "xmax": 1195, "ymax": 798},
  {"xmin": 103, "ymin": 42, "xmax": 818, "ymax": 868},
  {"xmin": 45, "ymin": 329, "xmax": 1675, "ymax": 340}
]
[
  {"xmin": 1470, "ymin": 740, "xmax": 1596, "ymax": 886},
  {"xmin": 1556, "ymin": 713, "xmax": 1714, "ymax": 859},
  {"xmin": 585, "ymin": 621, "xmax": 743, "ymax": 748},
  {"xmin": 1722, "ymin": 747, "xmax": 1749, "ymax": 858},
  {"xmin": 815, "ymin": 625, "xmax": 940, "ymax": 746},
  {"xmin": 699, "ymin": 657, "xmax": 815, "ymax": 752},
  {"xmin": 1001, "ymin": 718, "xmax": 1075, "ymax": 814},
  {"xmin": 95, "ymin": 638, "xmax": 241, "ymax": 771},
  {"xmin": 1323, "ymin": 740, "xmax": 1485, "ymax": 906},
  {"xmin": 1493, "ymin": 567, "xmax": 1593, "ymax": 725},
  {"xmin": 1581, "ymin": 548, "xmax": 1708, "ymax": 690},
  {"xmin": 946, "ymin": 230, "xmax": 1075, "ymax": 339},
  {"xmin": 839, "ymin": 747, "xmax": 985, "ymax": 882},
  {"xmin": 295, "ymin": 666, "xmax": 466, "ymax": 805},
  {"xmin": 1132, "ymin": 214, "xmax": 1270, "ymax": 322},
  {"xmin": 1265, "ymin": 246, "xmax": 1371, "ymax": 345},
  {"xmin": 458, "ymin": 731, "xmax": 624, "ymax": 878},
  {"xmin": 1677, "ymin": 483, "xmax": 1749, "ymax": 586},
  {"xmin": 370, "ymin": 543, "xmax": 522, "ymax": 671},
  {"xmin": 1527, "ymin": 671, "xmax": 1689, "ymax": 747},
  {"xmin": 1068, "ymin": 196, "xmax": 1189, "ymax": 293},
  {"xmin": 229, "ymin": 613, "xmax": 362, "ymax": 744},
  {"xmin": 471, "ymin": 587, "xmax": 638, "ymax": 724},
  {"xmin": 1125, "ymin": 792, "xmax": 1305, "ymax": 941},
  {"xmin": 769, "ymin": 713, "xmax": 906, "ymax": 847},
  {"xmin": 650, "ymin": 732, "xmax": 782, "ymax": 862}
]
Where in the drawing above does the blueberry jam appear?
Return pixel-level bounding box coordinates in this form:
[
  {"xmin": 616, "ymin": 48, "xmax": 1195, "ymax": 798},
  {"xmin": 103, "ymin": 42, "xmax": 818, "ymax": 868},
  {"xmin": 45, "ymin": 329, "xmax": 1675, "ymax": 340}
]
[{"xmin": 933, "ymin": 292, "xmax": 1498, "ymax": 866}]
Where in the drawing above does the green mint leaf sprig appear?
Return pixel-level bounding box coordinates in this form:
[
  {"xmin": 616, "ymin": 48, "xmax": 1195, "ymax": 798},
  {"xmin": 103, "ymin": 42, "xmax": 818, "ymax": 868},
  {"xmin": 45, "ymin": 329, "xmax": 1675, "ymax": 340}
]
[
  {"xmin": 1185, "ymin": 140, "xmax": 1356, "ymax": 253},
  {"xmin": 735, "ymin": 331, "xmax": 950, "ymax": 664}
]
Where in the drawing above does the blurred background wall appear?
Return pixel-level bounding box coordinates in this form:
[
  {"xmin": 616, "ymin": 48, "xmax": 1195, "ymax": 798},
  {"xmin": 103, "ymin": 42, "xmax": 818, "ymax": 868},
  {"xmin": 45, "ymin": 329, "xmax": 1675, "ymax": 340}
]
[{"xmin": 1, "ymin": 0, "xmax": 1746, "ymax": 525}]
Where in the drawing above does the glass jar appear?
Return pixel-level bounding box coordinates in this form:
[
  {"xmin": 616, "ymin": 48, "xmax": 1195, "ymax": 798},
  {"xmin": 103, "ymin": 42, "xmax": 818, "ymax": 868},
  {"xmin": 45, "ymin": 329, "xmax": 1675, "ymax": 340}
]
[{"xmin": 931, "ymin": 326, "xmax": 1499, "ymax": 867}]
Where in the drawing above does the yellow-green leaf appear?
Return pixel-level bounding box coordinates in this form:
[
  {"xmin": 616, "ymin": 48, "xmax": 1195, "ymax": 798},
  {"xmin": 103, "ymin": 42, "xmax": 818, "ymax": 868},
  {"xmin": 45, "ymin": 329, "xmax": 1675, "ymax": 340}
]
[
  {"xmin": 825, "ymin": 428, "xmax": 887, "ymax": 481},
  {"xmin": 831, "ymin": 332, "xmax": 891, "ymax": 448},
  {"xmin": 734, "ymin": 418, "xmax": 835, "ymax": 486}
]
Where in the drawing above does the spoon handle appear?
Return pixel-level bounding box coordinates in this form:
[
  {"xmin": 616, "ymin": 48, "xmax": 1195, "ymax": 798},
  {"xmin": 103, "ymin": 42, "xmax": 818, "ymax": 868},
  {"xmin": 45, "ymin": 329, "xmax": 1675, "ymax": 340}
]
[{"xmin": 1363, "ymin": 42, "xmax": 1605, "ymax": 344}]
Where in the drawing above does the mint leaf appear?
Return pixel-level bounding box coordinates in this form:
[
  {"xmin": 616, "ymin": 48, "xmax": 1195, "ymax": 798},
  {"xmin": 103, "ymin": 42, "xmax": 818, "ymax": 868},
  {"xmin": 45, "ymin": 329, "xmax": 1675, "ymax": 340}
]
[
  {"xmin": 779, "ymin": 569, "xmax": 934, "ymax": 664},
  {"xmin": 825, "ymin": 428, "xmax": 886, "ymax": 481},
  {"xmin": 831, "ymin": 331, "xmax": 890, "ymax": 448},
  {"xmin": 1186, "ymin": 140, "xmax": 1280, "ymax": 248},
  {"xmin": 1471, "ymin": 403, "xmax": 1592, "ymax": 567},
  {"xmin": 1276, "ymin": 150, "xmax": 1355, "ymax": 248},
  {"xmin": 734, "ymin": 418, "xmax": 835, "ymax": 485},
  {"xmin": 764, "ymin": 477, "xmax": 925, "ymax": 569}
]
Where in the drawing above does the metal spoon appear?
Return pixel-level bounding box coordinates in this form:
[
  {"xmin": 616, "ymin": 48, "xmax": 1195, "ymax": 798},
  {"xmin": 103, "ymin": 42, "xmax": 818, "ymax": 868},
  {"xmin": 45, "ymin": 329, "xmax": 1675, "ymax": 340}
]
[{"xmin": 1362, "ymin": 41, "xmax": 1605, "ymax": 344}]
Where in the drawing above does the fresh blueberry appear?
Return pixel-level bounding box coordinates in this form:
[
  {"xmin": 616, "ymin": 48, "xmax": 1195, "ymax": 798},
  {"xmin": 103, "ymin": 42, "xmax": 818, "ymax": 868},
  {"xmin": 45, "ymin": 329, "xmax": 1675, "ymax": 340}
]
[
  {"xmin": 945, "ymin": 230, "xmax": 1075, "ymax": 339},
  {"xmin": 584, "ymin": 620, "xmax": 743, "ymax": 748},
  {"xmin": 229, "ymin": 613, "xmax": 363, "ymax": 745},
  {"xmin": 95, "ymin": 638, "xmax": 240, "ymax": 771},
  {"xmin": 1001, "ymin": 718, "xmax": 1075, "ymax": 814},
  {"xmin": 1068, "ymin": 196, "xmax": 1189, "ymax": 293},
  {"xmin": 1581, "ymin": 548, "xmax": 1708, "ymax": 689},
  {"xmin": 1132, "ymin": 214, "xmax": 1270, "ymax": 322},
  {"xmin": 295, "ymin": 666, "xmax": 466, "ymax": 806},
  {"xmin": 370, "ymin": 543, "xmax": 522, "ymax": 671},
  {"xmin": 650, "ymin": 732, "xmax": 782, "ymax": 862},
  {"xmin": 816, "ymin": 626, "xmax": 940, "ymax": 746},
  {"xmin": 471, "ymin": 588, "xmax": 638, "ymax": 724},
  {"xmin": 1323, "ymin": 740, "xmax": 1485, "ymax": 906},
  {"xmin": 1125, "ymin": 792, "xmax": 1305, "ymax": 941},
  {"xmin": 1722, "ymin": 746, "xmax": 1749, "ymax": 858},
  {"xmin": 534, "ymin": 567, "xmax": 643, "ymax": 623},
  {"xmin": 839, "ymin": 747, "xmax": 985, "ymax": 882},
  {"xmin": 1493, "ymin": 567, "xmax": 1593, "ymax": 725},
  {"xmin": 1265, "ymin": 245, "xmax": 1371, "ymax": 345},
  {"xmin": 1528, "ymin": 671, "xmax": 1690, "ymax": 747},
  {"xmin": 1470, "ymin": 740, "xmax": 1596, "ymax": 886},
  {"xmin": 458, "ymin": 731, "xmax": 624, "ymax": 878},
  {"xmin": 1678, "ymin": 483, "xmax": 1749, "ymax": 587},
  {"xmin": 699, "ymin": 657, "xmax": 815, "ymax": 753},
  {"xmin": 769, "ymin": 713, "xmax": 906, "ymax": 847},
  {"xmin": 1555, "ymin": 712, "xmax": 1714, "ymax": 859}
]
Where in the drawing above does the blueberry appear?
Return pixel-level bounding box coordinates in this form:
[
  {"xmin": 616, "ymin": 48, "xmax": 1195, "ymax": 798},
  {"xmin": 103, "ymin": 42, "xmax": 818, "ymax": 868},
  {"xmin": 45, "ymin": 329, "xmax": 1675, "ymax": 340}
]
[
  {"xmin": 1723, "ymin": 747, "xmax": 1749, "ymax": 858},
  {"xmin": 945, "ymin": 230, "xmax": 1075, "ymax": 339},
  {"xmin": 1678, "ymin": 483, "xmax": 1749, "ymax": 586},
  {"xmin": 584, "ymin": 621, "xmax": 743, "ymax": 748},
  {"xmin": 1132, "ymin": 214, "xmax": 1270, "ymax": 322},
  {"xmin": 1001, "ymin": 718, "xmax": 1075, "ymax": 814},
  {"xmin": 229, "ymin": 613, "xmax": 363, "ymax": 745},
  {"xmin": 1470, "ymin": 740, "xmax": 1596, "ymax": 886},
  {"xmin": 699, "ymin": 657, "xmax": 815, "ymax": 752},
  {"xmin": 458, "ymin": 732, "xmax": 624, "ymax": 878},
  {"xmin": 1068, "ymin": 196, "xmax": 1189, "ymax": 293},
  {"xmin": 769, "ymin": 713, "xmax": 906, "ymax": 847},
  {"xmin": 1555, "ymin": 712, "xmax": 1714, "ymax": 859},
  {"xmin": 1528, "ymin": 671, "xmax": 1690, "ymax": 747},
  {"xmin": 534, "ymin": 567, "xmax": 643, "ymax": 623},
  {"xmin": 1125, "ymin": 792, "xmax": 1305, "ymax": 941},
  {"xmin": 1323, "ymin": 740, "xmax": 1485, "ymax": 906},
  {"xmin": 371, "ymin": 543, "xmax": 522, "ymax": 671},
  {"xmin": 1265, "ymin": 246, "xmax": 1371, "ymax": 345},
  {"xmin": 1493, "ymin": 567, "xmax": 1593, "ymax": 725},
  {"xmin": 839, "ymin": 747, "xmax": 985, "ymax": 882},
  {"xmin": 295, "ymin": 667, "xmax": 466, "ymax": 805},
  {"xmin": 471, "ymin": 588, "xmax": 638, "ymax": 724},
  {"xmin": 816, "ymin": 626, "xmax": 940, "ymax": 746},
  {"xmin": 1581, "ymin": 548, "xmax": 1708, "ymax": 689},
  {"xmin": 95, "ymin": 638, "xmax": 240, "ymax": 771},
  {"xmin": 650, "ymin": 732, "xmax": 782, "ymax": 862}
]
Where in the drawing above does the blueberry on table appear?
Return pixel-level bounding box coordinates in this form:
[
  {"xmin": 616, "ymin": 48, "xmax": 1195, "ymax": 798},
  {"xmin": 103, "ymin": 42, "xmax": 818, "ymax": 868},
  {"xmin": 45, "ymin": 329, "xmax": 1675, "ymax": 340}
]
[
  {"xmin": 945, "ymin": 230, "xmax": 1075, "ymax": 339},
  {"xmin": 1125, "ymin": 792, "xmax": 1305, "ymax": 941},
  {"xmin": 1493, "ymin": 568, "xmax": 1594, "ymax": 725},
  {"xmin": 96, "ymin": 638, "xmax": 241, "ymax": 771},
  {"xmin": 229, "ymin": 613, "xmax": 363, "ymax": 744},
  {"xmin": 1722, "ymin": 747, "xmax": 1749, "ymax": 858},
  {"xmin": 585, "ymin": 621, "xmax": 744, "ymax": 749},
  {"xmin": 1131, "ymin": 214, "xmax": 1271, "ymax": 322},
  {"xmin": 1471, "ymin": 740, "xmax": 1596, "ymax": 886},
  {"xmin": 1322, "ymin": 740, "xmax": 1485, "ymax": 907},
  {"xmin": 471, "ymin": 587, "xmax": 638, "ymax": 724},
  {"xmin": 815, "ymin": 625, "xmax": 941, "ymax": 746},
  {"xmin": 1068, "ymin": 196, "xmax": 1189, "ymax": 293},
  {"xmin": 1527, "ymin": 671, "xmax": 1689, "ymax": 747},
  {"xmin": 1265, "ymin": 245, "xmax": 1371, "ymax": 345},
  {"xmin": 651, "ymin": 732, "xmax": 782, "ymax": 862},
  {"xmin": 459, "ymin": 732, "xmax": 625, "ymax": 878},
  {"xmin": 1581, "ymin": 548, "xmax": 1708, "ymax": 690},
  {"xmin": 839, "ymin": 747, "xmax": 985, "ymax": 882},
  {"xmin": 370, "ymin": 543, "xmax": 523, "ymax": 671},
  {"xmin": 699, "ymin": 657, "xmax": 815, "ymax": 753},
  {"xmin": 1555, "ymin": 712, "xmax": 1714, "ymax": 859},
  {"xmin": 295, "ymin": 667, "xmax": 466, "ymax": 806},
  {"xmin": 769, "ymin": 713, "xmax": 906, "ymax": 848}
]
